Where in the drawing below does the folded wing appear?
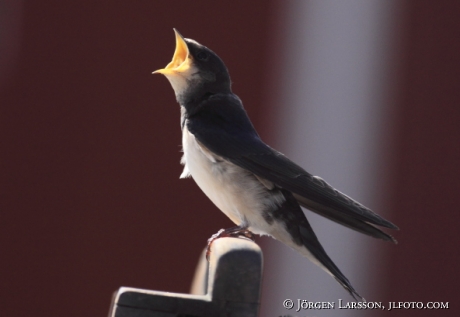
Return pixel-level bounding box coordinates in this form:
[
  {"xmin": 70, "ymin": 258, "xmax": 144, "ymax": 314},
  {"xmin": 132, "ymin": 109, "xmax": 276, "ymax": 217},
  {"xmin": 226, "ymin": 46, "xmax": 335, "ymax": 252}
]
[{"xmin": 187, "ymin": 95, "xmax": 398, "ymax": 241}]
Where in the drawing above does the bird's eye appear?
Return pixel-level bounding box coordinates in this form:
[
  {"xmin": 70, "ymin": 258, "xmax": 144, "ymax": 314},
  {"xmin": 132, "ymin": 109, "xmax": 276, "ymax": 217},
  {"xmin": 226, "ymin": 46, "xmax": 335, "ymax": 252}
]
[{"xmin": 196, "ymin": 51, "xmax": 209, "ymax": 61}]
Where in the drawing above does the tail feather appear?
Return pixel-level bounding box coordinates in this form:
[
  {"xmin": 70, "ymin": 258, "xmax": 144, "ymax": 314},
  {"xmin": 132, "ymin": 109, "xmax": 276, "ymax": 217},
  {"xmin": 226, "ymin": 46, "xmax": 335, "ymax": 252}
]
[
  {"xmin": 273, "ymin": 189, "xmax": 364, "ymax": 300},
  {"xmin": 298, "ymin": 224, "xmax": 364, "ymax": 301}
]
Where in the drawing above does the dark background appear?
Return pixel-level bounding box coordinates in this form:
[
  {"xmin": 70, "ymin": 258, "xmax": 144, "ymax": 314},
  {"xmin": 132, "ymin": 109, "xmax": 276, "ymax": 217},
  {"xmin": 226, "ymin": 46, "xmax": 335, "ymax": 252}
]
[
  {"xmin": 1, "ymin": 1, "xmax": 459, "ymax": 316},
  {"xmin": 380, "ymin": 1, "xmax": 460, "ymax": 313},
  {"xmin": 0, "ymin": 1, "xmax": 277, "ymax": 316}
]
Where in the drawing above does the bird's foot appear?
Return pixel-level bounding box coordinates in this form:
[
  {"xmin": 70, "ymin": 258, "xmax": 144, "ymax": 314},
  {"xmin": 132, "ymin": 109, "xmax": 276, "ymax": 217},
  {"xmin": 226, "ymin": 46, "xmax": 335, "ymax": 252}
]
[{"xmin": 206, "ymin": 227, "xmax": 255, "ymax": 261}]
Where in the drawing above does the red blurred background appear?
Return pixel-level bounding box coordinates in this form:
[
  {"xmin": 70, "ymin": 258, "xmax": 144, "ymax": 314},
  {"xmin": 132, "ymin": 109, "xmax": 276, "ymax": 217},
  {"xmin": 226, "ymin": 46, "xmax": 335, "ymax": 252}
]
[{"xmin": 0, "ymin": 1, "xmax": 459, "ymax": 316}]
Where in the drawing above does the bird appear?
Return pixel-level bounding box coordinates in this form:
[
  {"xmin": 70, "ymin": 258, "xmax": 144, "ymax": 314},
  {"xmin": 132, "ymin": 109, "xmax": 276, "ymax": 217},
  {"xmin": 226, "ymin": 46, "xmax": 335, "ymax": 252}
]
[{"xmin": 153, "ymin": 29, "xmax": 398, "ymax": 301}]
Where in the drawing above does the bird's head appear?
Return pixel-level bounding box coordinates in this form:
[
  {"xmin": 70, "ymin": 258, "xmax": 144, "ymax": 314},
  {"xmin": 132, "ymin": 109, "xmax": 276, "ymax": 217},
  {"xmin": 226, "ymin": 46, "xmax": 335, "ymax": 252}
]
[{"xmin": 154, "ymin": 29, "xmax": 231, "ymax": 105}]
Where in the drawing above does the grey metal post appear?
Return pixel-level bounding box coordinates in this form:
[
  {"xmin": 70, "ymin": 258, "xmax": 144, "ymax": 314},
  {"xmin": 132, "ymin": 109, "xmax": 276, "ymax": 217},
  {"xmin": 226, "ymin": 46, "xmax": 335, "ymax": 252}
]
[{"xmin": 108, "ymin": 237, "xmax": 263, "ymax": 317}]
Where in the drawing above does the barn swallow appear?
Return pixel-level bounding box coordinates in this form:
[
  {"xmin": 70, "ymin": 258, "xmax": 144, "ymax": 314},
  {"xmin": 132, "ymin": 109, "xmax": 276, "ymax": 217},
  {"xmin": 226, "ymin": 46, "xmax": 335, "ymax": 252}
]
[{"xmin": 153, "ymin": 29, "xmax": 398, "ymax": 300}]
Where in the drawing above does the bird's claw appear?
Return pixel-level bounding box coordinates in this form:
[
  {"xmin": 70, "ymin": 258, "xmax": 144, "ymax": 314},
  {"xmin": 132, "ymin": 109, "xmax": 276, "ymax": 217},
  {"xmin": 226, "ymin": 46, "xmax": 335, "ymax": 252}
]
[{"xmin": 205, "ymin": 227, "xmax": 255, "ymax": 261}]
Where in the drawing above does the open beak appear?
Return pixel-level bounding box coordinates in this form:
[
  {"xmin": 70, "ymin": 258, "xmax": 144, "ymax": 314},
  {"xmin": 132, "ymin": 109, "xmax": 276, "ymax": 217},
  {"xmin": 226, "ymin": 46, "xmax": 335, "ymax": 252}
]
[{"xmin": 153, "ymin": 29, "xmax": 191, "ymax": 75}]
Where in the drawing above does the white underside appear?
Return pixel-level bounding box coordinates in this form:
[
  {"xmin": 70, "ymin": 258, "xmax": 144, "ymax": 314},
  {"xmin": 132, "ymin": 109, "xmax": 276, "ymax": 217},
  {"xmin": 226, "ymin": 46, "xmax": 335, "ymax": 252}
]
[{"xmin": 181, "ymin": 126, "xmax": 283, "ymax": 234}]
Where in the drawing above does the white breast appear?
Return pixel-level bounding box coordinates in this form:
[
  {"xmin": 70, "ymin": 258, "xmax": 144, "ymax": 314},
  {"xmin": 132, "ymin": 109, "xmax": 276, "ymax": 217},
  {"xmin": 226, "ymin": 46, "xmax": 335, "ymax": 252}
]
[{"xmin": 180, "ymin": 125, "xmax": 285, "ymax": 234}]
